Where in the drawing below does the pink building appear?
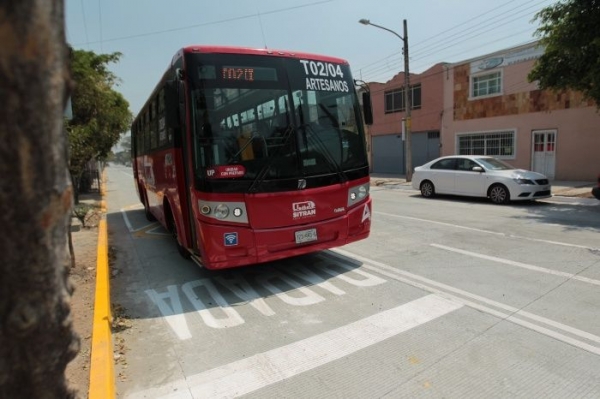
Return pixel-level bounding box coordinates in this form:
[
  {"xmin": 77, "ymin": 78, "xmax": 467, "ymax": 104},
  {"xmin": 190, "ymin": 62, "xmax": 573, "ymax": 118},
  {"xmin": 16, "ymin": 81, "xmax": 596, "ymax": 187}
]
[
  {"xmin": 442, "ymin": 42, "xmax": 599, "ymax": 181},
  {"xmin": 367, "ymin": 63, "xmax": 446, "ymax": 174}
]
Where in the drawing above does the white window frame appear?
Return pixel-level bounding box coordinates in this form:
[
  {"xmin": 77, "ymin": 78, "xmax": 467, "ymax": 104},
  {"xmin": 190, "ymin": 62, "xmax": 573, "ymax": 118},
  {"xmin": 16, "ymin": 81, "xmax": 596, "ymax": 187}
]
[
  {"xmin": 470, "ymin": 69, "xmax": 503, "ymax": 99},
  {"xmin": 456, "ymin": 129, "xmax": 516, "ymax": 159}
]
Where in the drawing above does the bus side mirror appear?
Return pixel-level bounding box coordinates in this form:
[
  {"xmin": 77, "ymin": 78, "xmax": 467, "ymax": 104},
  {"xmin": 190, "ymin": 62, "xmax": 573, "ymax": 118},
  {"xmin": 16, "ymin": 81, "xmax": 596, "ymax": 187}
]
[
  {"xmin": 165, "ymin": 80, "xmax": 180, "ymax": 129},
  {"xmin": 362, "ymin": 92, "xmax": 373, "ymax": 125}
]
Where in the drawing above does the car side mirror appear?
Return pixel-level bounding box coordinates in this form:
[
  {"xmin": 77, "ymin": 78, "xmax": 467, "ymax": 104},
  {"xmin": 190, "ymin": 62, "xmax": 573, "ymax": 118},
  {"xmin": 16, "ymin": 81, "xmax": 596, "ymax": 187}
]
[
  {"xmin": 472, "ymin": 166, "xmax": 484, "ymax": 173},
  {"xmin": 362, "ymin": 92, "xmax": 373, "ymax": 125}
]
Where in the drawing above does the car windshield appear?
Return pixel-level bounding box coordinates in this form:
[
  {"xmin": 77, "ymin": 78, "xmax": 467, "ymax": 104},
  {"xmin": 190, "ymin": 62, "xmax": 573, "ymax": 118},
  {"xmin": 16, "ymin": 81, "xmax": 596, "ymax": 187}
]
[{"xmin": 475, "ymin": 157, "xmax": 515, "ymax": 170}]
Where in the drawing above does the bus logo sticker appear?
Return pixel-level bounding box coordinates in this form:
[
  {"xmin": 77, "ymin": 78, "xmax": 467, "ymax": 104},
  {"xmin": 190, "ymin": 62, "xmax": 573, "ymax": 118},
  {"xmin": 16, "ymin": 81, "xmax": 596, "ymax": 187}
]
[
  {"xmin": 293, "ymin": 201, "xmax": 316, "ymax": 219},
  {"xmin": 224, "ymin": 232, "xmax": 238, "ymax": 246},
  {"xmin": 361, "ymin": 204, "xmax": 371, "ymax": 223}
]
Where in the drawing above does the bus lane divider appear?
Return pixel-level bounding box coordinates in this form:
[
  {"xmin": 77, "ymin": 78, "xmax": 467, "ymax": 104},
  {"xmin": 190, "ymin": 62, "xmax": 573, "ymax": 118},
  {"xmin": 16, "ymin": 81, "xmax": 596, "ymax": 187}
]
[
  {"xmin": 145, "ymin": 262, "xmax": 386, "ymax": 340},
  {"xmin": 330, "ymin": 248, "xmax": 600, "ymax": 356}
]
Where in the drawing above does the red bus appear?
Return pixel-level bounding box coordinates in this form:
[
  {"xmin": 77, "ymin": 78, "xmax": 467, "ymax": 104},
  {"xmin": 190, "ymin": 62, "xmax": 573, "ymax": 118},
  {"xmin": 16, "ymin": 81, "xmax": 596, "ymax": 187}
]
[{"xmin": 131, "ymin": 45, "xmax": 373, "ymax": 270}]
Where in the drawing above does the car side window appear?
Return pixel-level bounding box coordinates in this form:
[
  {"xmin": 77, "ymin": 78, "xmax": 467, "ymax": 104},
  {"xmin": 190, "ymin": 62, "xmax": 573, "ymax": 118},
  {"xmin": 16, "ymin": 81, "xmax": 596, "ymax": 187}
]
[
  {"xmin": 431, "ymin": 158, "xmax": 456, "ymax": 170},
  {"xmin": 457, "ymin": 159, "xmax": 478, "ymax": 171}
]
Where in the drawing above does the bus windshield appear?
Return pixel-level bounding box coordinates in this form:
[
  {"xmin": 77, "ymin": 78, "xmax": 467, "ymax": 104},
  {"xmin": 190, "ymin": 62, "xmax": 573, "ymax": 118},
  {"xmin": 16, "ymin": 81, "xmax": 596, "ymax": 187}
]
[{"xmin": 187, "ymin": 53, "xmax": 367, "ymax": 191}]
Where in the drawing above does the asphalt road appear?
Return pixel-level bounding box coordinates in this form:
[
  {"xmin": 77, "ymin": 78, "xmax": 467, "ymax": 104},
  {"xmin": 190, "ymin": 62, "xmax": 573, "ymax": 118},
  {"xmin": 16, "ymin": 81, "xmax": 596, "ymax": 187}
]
[{"xmin": 106, "ymin": 164, "xmax": 600, "ymax": 399}]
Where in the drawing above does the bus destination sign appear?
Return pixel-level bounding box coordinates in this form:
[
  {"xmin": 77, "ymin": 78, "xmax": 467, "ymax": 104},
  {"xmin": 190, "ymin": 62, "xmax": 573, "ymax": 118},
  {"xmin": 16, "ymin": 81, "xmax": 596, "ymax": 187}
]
[{"xmin": 222, "ymin": 66, "xmax": 277, "ymax": 82}]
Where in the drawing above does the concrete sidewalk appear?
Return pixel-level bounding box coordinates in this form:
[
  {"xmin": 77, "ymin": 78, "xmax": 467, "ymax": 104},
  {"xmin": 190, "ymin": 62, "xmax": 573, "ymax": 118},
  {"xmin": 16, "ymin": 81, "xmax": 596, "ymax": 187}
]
[{"xmin": 370, "ymin": 173, "xmax": 595, "ymax": 198}]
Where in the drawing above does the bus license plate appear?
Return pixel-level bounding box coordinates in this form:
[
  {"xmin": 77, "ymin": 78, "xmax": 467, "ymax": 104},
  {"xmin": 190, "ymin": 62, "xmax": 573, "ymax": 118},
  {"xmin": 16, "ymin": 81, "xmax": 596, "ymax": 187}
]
[{"xmin": 295, "ymin": 228, "xmax": 317, "ymax": 244}]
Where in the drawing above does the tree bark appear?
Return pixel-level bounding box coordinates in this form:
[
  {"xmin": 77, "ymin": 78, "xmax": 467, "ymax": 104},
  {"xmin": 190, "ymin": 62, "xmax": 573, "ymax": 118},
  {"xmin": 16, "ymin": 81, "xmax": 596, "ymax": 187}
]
[{"xmin": 0, "ymin": 1, "xmax": 79, "ymax": 398}]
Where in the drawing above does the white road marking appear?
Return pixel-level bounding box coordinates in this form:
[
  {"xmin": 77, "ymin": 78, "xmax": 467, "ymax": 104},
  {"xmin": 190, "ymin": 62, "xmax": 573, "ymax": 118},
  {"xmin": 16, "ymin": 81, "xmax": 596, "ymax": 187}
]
[
  {"xmin": 145, "ymin": 286, "xmax": 192, "ymax": 341},
  {"xmin": 431, "ymin": 243, "xmax": 600, "ymax": 287},
  {"xmin": 145, "ymin": 266, "xmax": 387, "ymax": 338},
  {"xmin": 120, "ymin": 204, "xmax": 160, "ymax": 233},
  {"xmin": 331, "ymin": 249, "xmax": 600, "ymax": 351},
  {"xmin": 374, "ymin": 211, "xmax": 600, "ymax": 251},
  {"xmin": 127, "ymin": 294, "xmax": 462, "ymax": 399}
]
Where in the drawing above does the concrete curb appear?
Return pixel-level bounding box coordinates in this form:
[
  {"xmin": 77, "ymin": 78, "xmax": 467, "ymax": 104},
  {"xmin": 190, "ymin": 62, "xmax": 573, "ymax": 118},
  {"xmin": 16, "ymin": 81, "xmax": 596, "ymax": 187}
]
[{"xmin": 88, "ymin": 171, "xmax": 115, "ymax": 399}]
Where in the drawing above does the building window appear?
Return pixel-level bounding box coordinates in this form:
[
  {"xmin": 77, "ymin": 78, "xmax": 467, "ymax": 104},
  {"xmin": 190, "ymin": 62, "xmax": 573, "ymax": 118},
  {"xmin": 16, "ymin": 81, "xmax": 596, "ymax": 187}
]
[
  {"xmin": 457, "ymin": 130, "xmax": 515, "ymax": 158},
  {"xmin": 471, "ymin": 71, "xmax": 501, "ymax": 98},
  {"xmin": 411, "ymin": 84, "xmax": 421, "ymax": 109},
  {"xmin": 384, "ymin": 83, "xmax": 422, "ymax": 113}
]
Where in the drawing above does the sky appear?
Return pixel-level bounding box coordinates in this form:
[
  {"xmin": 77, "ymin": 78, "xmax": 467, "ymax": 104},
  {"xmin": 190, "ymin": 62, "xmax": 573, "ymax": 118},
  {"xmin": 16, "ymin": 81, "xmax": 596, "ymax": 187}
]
[{"xmin": 65, "ymin": 0, "xmax": 559, "ymax": 119}]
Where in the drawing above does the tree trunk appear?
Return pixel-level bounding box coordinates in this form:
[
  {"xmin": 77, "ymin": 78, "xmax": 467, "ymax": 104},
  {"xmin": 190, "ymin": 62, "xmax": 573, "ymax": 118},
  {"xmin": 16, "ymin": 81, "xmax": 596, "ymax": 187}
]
[{"xmin": 0, "ymin": 1, "xmax": 79, "ymax": 398}]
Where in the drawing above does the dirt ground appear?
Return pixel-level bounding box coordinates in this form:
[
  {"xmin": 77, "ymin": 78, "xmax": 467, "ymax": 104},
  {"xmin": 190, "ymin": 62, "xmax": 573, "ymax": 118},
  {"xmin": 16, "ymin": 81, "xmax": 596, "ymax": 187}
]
[{"xmin": 65, "ymin": 195, "xmax": 103, "ymax": 399}]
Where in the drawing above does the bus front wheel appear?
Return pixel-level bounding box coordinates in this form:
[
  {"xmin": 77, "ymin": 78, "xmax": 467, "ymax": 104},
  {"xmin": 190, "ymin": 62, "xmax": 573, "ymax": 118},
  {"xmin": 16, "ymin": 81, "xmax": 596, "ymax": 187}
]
[
  {"xmin": 166, "ymin": 207, "xmax": 191, "ymax": 259},
  {"xmin": 142, "ymin": 191, "xmax": 156, "ymax": 221}
]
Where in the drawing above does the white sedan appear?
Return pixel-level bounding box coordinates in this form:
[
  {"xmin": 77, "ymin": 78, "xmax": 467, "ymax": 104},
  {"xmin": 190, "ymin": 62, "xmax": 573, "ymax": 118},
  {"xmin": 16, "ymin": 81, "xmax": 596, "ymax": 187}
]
[{"xmin": 411, "ymin": 155, "xmax": 552, "ymax": 204}]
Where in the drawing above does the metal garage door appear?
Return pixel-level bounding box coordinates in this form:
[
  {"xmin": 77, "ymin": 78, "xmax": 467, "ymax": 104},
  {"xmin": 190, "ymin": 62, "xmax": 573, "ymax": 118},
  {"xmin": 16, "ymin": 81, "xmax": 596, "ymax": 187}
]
[
  {"xmin": 372, "ymin": 134, "xmax": 405, "ymax": 174},
  {"xmin": 372, "ymin": 131, "xmax": 440, "ymax": 174}
]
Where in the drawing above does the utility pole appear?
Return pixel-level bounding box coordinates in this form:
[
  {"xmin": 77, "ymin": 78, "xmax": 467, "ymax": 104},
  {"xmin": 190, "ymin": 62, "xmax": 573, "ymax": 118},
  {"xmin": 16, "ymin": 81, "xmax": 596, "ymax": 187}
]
[
  {"xmin": 359, "ymin": 18, "xmax": 412, "ymax": 181},
  {"xmin": 403, "ymin": 19, "xmax": 412, "ymax": 182}
]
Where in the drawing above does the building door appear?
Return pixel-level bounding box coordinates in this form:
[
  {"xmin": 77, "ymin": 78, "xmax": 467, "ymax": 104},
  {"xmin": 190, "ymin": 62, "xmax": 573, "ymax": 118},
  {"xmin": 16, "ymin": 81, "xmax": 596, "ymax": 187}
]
[{"xmin": 531, "ymin": 130, "xmax": 556, "ymax": 179}]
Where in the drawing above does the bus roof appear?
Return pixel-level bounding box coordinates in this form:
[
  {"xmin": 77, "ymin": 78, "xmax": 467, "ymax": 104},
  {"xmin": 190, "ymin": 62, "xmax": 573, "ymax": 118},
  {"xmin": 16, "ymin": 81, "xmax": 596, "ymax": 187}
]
[{"xmin": 178, "ymin": 45, "xmax": 349, "ymax": 65}]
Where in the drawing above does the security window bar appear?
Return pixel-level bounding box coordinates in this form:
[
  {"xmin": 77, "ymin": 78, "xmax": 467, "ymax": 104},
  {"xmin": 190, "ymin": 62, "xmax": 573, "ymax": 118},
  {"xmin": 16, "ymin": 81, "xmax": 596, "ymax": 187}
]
[
  {"xmin": 458, "ymin": 131, "xmax": 514, "ymax": 158},
  {"xmin": 472, "ymin": 72, "xmax": 501, "ymax": 98},
  {"xmin": 384, "ymin": 84, "xmax": 422, "ymax": 113}
]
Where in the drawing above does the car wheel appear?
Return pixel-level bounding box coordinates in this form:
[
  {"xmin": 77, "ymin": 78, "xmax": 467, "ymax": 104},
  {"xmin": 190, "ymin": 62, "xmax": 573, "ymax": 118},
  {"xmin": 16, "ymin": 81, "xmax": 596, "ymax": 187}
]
[
  {"xmin": 420, "ymin": 180, "xmax": 435, "ymax": 198},
  {"xmin": 489, "ymin": 184, "xmax": 510, "ymax": 204}
]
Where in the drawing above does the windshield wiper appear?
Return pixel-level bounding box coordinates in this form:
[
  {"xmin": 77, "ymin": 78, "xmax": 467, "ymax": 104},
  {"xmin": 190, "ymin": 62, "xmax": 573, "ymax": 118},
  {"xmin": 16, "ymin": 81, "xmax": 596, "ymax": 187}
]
[
  {"xmin": 301, "ymin": 123, "xmax": 347, "ymax": 183},
  {"xmin": 247, "ymin": 125, "xmax": 295, "ymax": 193}
]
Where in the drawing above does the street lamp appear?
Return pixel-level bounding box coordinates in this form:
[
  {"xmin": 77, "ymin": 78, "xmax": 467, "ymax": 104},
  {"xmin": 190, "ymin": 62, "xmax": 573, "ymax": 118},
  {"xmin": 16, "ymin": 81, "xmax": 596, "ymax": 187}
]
[{"xmin": 359, "ymin": 18, "xmax": 412, "ymax": 182}]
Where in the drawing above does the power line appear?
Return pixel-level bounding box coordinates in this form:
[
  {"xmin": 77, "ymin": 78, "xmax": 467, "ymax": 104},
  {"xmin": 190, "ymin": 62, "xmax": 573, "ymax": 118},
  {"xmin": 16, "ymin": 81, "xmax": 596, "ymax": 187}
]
[
  {"xmin": 98, "ymin": 0, "xmax": 103, "ymax": 51},
  {"xmin": 411, "ymin": 0, "xmax": 520, "ymax": 48},
  {"xmin": 360, "ymin": 38, "xmax": 540, "ymax": 98},
  {"xmin": 72, "ymin": 0, "xmax": 333, "ymax": 46},
  {"xmin": 356, "ymin": 0, "xmax": 554, "ymax": 82},
  {"xmin": 79, "ymin": 0, "xmax": 89, "ymax": 47},
  {"xmin": 359, "ymin": 4, "xmax": 544, "ymax": 81},
  {"xmin": 410, "ymin": 0, "xmax": 551, "ymax": 60}
]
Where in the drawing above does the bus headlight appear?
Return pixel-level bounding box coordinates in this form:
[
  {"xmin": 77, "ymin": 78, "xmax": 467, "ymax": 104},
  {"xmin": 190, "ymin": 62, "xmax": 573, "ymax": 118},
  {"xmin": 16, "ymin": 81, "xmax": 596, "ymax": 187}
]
[
  {"xmin": 348, "ymin": 183, "xmax": 370, "ymax": 207},
  {"xmin": 197, "ymin": 200, "xmax": 248, "ymax": 223},
  {"xmin": 358, "ymin": 185, "xmax": 368, "ymax": 199},
  {"xmin": 214, "ymin": 204, "xmax": 230, "ymax": 219},
  {"xmin": 200, "ymin": 205, "xmax": 211, "ymax": 215}
]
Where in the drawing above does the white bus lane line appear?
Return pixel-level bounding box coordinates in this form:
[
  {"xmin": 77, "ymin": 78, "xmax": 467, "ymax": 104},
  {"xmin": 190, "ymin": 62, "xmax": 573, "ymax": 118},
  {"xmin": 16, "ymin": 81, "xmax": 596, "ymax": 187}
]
[
  {"xmin": 127, "ymin": 294, "xmax": 463, "ymax": 399},
  {"xmin": 120, "ymin": 204, "xmax": 165, "ymax": 234},
  {"xmin": 144, "ymin": 265, "xmax": 387, "ymax": 339},
  {"xmin": 332, "ymin": 248, "xmax": 600, "ymax": 351},
  {"xmin": 374, "ymin": 211, "xmax": 600, "ymax": 251},
  {"xmin": 431, "ymin": 243, "xmax": 600, "ymax": 287}
]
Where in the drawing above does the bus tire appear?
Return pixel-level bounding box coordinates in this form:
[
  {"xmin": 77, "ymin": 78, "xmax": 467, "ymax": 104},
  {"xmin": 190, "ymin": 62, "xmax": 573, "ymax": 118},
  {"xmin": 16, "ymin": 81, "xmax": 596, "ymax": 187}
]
[
  {"xmin": 166, "ymin": 206, "xmax": 191, "ymax": 259},
  {"xmin": 142, "ymin": 191, "xmax": 156, "ymax": 221}
]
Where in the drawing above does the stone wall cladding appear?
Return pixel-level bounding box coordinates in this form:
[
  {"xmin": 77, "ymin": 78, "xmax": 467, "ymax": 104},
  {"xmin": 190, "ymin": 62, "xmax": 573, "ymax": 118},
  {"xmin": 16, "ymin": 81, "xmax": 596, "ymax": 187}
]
[{"xmin": 453, "ymin": 64, "xmax": 594, "ymax": 120}]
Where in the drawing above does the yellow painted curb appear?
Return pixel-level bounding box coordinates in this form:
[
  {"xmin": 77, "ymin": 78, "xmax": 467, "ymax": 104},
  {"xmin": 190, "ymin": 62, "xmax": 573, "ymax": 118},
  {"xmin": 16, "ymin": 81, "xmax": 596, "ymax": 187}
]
[{"xmin": 88, "ymin": 171, "xmax": 115, "ymax": 399}]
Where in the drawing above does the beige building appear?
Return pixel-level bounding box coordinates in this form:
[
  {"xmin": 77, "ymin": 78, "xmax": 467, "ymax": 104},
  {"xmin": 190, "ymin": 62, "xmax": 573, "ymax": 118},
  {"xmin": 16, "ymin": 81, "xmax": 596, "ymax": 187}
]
[{"xmin": 441, "ymin": 42, "xmax": 599, "ymax": 181}]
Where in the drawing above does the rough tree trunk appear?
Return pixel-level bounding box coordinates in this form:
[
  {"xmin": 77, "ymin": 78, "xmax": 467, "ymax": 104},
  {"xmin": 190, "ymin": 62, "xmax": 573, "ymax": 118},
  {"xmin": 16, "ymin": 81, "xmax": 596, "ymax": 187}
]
[{"xmin": 0, "ymin": 1, "xmax": 79, "ymax": 398}]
